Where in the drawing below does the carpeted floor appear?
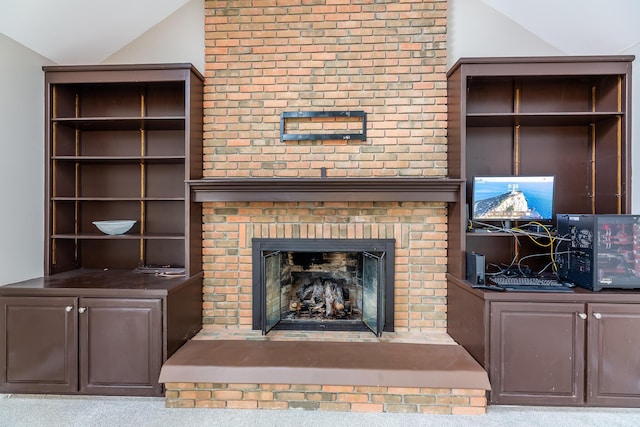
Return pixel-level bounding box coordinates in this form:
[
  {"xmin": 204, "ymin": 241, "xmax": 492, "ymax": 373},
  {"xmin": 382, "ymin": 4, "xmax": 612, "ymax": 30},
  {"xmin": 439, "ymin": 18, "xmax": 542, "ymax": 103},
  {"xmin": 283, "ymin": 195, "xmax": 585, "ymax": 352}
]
[{"xmin": 2, "ymin": 394, "xmax": 640, "ymax": 427}]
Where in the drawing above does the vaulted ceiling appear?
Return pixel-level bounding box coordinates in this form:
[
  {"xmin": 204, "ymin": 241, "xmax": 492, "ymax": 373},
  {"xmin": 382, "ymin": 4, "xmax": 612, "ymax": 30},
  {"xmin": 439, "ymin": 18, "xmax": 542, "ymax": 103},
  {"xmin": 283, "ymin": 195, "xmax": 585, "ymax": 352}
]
[
  {"xmin": 480, "ymin": 0, "xmax": 640, "ymax": 55},
  {"xmin": 1, "ymin": 0, "xmax": 638, "ymax": 64},
  {"xmin": 0, "ymin": 0, "xmax": 190, "ymax": 63}
]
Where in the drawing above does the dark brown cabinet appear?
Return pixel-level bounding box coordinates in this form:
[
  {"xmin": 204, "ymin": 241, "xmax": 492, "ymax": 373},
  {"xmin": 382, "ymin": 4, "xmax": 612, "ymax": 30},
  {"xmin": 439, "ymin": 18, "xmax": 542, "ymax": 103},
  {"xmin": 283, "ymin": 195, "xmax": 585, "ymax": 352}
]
[
  {"xmin": 490, "ymin": 301, "xmax": 586, "ymax": 405},
  {"xmin": 446, "ymin": 56, "xmax": 640, "ymax": 406},
  {"xmin": 0, "ymin": 295, "xmax": 162, "ymax": 395},
  {"xmin": 0, "ymin": 64, "xmax": 204, "ymax": 396},
  {"xmin": 492, "ymin": 300, "xmax": 640, "ymax": 406},
  {"xmin": 0, "ymin": 296, "xmax": 77, "ymax": 394},
  {"xmin": 448, "ymin": 277, "xmax": 640, "ymax": 407},
  {"xmin": 0, "ymin": 271, "xmax": 202, "ymax": 396},
  {"xmin": 587, "ymin": 303, "xmax": 640, "ymax": 406},
  {"xmin": 79, "ymin": 297, "xmax": 162, "ymax": 395}
]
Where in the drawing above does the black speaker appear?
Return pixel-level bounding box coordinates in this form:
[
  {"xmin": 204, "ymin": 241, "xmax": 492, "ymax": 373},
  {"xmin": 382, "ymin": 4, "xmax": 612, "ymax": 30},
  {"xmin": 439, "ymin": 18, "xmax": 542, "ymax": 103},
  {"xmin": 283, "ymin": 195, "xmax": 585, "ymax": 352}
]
[{"xmin": 466, "ymin": 251, "xmax": 485, "ymax": 285}]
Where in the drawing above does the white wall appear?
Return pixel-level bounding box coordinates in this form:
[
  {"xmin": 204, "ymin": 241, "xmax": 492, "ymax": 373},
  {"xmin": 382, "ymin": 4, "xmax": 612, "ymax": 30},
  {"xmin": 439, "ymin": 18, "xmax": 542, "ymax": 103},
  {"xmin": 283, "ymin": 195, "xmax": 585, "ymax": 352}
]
[
  {"xmin": 447, "ymin": 0, "xmax": 640, "ymax": 213},
  {"xmin": 447, "ymin": 0, "xmax": 563, "ymax": 63},
  {"xmin": 0, "ymin": 34, "xmax": 49, "ymax": 284},
  {"xmin": 104, "ymin": 0, "xmax": 205, "ymax": 73},
  {"xmin": 0, "ymin": 0, "xmax": 204, "ymax": 285}
]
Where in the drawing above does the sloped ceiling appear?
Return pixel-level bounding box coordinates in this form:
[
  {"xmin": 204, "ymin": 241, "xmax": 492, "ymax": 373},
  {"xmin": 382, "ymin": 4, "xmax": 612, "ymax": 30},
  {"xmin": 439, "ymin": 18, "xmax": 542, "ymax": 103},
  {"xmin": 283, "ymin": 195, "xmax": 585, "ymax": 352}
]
[
  {"xmin": 480, "ymin": 0, "xmax": 640, "ymax": 54},
  {"xmin": 0, "ymin": 0, "xmax": 190, "ymax": 64},
  {"xmin": 0, "ymin": 0, "xmax": 638, "ymax": 64}
]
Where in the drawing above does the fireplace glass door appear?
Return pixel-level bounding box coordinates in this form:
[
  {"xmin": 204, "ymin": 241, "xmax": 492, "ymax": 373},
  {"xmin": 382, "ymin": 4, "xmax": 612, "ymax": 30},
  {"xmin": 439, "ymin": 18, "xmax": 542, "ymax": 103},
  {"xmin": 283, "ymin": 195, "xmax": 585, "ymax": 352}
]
[
  {"xmin": 253, "ymin": 239, "xmax": 394, "ymax": 336},
  {"xmin": 263, "ymin": 250, "xmax": 281, "ymax": 333},
  {"xmin": 362, "ymin": 251, "xmax": 385, "ymax": 336}
]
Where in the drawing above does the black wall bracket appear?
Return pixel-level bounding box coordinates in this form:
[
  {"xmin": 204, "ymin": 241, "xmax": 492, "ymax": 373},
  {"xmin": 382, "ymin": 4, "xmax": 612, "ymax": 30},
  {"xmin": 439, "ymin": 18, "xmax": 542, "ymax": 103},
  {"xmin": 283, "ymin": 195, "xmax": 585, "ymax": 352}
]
[{"xmin": 280, "ymin": 110, "xmax": 367, "ymax": 142}]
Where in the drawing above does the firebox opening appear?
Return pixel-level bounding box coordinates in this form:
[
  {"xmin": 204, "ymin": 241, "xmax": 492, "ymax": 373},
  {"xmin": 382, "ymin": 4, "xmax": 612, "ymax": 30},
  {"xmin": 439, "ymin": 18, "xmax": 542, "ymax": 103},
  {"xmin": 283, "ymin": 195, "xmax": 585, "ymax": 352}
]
[
  {"xmin": 282, "ymin": 251, "xmax": 364, "ymax": 322},
  {"xmin": 252, "ymin": 239, "xmax": 395, "ymax": 336}
]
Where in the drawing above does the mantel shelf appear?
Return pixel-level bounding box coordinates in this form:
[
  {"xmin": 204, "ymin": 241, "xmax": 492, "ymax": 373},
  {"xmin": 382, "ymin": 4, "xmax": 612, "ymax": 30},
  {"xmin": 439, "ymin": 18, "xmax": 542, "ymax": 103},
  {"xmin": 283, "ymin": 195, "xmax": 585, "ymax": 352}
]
[{"xmin": 188, "ymin": 178, "xmax": 463, "ymax": 202}]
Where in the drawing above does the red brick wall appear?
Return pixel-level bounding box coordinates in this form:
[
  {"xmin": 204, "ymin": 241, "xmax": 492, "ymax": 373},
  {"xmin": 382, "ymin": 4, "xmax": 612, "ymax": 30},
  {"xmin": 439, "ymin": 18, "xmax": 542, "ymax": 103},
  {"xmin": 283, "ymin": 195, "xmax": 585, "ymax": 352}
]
[
  {"xmin": 202, "ymin": 1, "xmax": 449, "ymax": 332},
  {"xmin": 165, "ymin": 382, "xmax": 487, "ymax": 414},
  {"xmin": 203, "ymin": 0, "xmax": 448, "ymax": 179},
  {"xmin": 202, "ymin": 201, "xmax": 448, "ymax": 332}
]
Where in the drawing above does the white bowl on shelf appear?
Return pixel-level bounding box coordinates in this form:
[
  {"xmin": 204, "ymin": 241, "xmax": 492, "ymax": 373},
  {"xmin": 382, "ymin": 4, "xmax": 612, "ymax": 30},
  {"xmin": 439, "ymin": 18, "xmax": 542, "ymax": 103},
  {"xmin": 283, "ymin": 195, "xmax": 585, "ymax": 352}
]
[{"xmin": 92, "ymin": 220, "xmax": 137, "ymax": 235}]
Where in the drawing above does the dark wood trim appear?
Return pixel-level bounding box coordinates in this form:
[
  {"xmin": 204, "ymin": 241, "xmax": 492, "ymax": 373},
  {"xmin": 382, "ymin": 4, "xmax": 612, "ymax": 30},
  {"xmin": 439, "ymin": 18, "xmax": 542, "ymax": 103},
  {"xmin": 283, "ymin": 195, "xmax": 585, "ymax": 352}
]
[
  {"xmin": 43, "ymin": 63, "xmax": 204, "ymax": 81},
  {"xmin": 188, "ymin": 178, "xmax": 463, "ymax": 202},
  {"xmin": 447, "ymin": 55, "xmax": 635, "ymax": 78}
]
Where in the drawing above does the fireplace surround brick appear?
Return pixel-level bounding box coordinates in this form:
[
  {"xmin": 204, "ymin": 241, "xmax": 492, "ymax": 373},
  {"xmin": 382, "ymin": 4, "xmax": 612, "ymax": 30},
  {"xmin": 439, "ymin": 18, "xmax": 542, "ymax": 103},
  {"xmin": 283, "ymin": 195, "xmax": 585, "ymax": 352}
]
[{"xmin": 201, "ymin": 201, "xmax": 448, "ymax": 332}]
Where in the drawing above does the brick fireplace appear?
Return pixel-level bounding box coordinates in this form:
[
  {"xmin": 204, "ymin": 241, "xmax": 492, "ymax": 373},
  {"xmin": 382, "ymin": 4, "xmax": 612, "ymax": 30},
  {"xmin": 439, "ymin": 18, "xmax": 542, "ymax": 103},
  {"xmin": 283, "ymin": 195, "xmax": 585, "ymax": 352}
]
[
  {"xmin": 160, "ymin": 0, "xmax": 489, "ymax": 415},
  {"xmin": 196, "ymin": 194, "xmax": 454, "ymax": 332},
  {"xmin": 197, "ymin": 0, "xmax": 451, "ymax": 334}
]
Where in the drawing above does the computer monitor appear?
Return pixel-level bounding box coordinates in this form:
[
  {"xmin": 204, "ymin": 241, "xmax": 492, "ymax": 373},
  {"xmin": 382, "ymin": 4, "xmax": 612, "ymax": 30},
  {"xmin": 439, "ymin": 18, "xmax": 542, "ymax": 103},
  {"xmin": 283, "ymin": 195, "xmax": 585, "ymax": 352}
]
[{"xmin": 471, "ymin": 176, "xmax": 555, "ymax": 228}]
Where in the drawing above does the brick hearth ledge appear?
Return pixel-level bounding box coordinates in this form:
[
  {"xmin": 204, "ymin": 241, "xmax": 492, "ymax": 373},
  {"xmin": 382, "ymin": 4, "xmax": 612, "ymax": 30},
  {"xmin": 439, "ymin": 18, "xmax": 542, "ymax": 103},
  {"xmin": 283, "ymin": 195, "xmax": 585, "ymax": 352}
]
[{"xmin": 159, "ymin": 340, "xmax": 490, "ymax": 414}]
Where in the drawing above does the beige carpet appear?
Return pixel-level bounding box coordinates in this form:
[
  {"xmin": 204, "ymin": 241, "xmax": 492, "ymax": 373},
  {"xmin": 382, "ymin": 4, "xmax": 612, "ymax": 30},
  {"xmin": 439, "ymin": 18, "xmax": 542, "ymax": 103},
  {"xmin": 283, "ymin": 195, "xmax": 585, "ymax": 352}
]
[{"xmin": 2, "ymin": 394, "xmax": 640, "ymax": 427}]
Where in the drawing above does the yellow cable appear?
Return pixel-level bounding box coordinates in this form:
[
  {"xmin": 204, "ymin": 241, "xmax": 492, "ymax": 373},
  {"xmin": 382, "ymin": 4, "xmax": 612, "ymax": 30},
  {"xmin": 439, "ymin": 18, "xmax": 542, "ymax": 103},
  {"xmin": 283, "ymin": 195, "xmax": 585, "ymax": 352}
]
[{"xmin": 512, "ymin": 221, "xmax": 558, "ymax": 272}]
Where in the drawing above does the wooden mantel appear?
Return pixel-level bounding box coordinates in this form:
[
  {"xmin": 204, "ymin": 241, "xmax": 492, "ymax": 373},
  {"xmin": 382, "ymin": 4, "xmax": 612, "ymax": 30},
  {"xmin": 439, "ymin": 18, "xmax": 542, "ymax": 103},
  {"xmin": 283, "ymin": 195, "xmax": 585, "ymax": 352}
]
[{"xmin": 187, "ymin": 178, "xmax": 463, "ymax": 202}]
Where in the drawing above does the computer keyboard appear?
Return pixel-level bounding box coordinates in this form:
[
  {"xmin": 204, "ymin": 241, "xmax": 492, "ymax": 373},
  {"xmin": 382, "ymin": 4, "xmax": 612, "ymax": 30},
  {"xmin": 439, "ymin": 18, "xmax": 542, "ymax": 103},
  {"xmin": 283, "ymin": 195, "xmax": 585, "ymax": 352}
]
[
  {"xmin": 489, "ymin": 276, "xmax": 565, "ymax": 287},
  {"xmin": 488, "ymin": 276, "xmax": 574, "ymax": 292}
]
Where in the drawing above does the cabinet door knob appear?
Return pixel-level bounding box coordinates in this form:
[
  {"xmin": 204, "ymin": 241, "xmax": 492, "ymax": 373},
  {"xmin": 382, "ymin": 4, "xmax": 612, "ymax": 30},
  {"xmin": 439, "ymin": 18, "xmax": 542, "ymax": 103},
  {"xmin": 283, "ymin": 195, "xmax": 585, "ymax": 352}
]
[
  {"xmin": 78, "ymin": 307, "xmax": 86, "ymax": 314},
  {"xmin": 593, "ymin": 312, "xmax": 602, "ymax": 320},
  {"xmin": 65, "ymin": 306, "xmax": 73, "ymax": 312},
  {"xmin": 578, "ymin": 313, "xmax": 587, "ymax": 320}
]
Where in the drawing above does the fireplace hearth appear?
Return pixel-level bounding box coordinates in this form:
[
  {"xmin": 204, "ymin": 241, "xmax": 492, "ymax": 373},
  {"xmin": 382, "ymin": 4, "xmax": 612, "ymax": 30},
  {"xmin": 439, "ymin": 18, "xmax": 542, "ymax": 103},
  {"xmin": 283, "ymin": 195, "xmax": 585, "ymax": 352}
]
[{"xmin": 252, "ymin": 239, "xmax": 395, "ymax": 336}]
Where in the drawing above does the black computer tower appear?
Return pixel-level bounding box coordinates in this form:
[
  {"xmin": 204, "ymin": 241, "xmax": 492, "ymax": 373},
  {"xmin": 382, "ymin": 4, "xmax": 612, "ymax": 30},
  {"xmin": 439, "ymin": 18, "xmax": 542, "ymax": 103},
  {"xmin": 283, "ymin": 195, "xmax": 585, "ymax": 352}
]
[{"xmin": 557, "ymin": 214, "xmax": 640, "ymax": 291}]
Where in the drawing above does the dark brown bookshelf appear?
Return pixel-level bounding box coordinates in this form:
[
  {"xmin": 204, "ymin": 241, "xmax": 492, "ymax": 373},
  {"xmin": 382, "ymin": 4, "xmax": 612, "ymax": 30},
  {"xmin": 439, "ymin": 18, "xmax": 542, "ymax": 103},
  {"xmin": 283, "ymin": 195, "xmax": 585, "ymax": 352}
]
[
  {"xmin": 446, "ymin": 56, "xmax": 640, "ymax": 407},
  {"xmin": 0, "ymin": 64, "xmax": 204, "ymax": 397}
]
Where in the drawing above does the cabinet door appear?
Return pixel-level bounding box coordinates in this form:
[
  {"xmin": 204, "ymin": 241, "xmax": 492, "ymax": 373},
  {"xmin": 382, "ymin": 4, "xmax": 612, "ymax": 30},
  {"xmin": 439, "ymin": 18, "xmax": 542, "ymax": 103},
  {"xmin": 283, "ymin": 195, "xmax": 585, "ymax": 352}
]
[
  {"xmin": 587, "ymin": 303, "xmax": 640, "ymax": 406},
  {"xmin": 78, "ymin": 298, "xmax": 162, "ymax": 396},
  {"xmin": 490, "ymin": 301, "xmax": 586, "ymax": 405},
  {"xmin": 0, "ymin": 296, "xmax": 78, "ymax": 393}
]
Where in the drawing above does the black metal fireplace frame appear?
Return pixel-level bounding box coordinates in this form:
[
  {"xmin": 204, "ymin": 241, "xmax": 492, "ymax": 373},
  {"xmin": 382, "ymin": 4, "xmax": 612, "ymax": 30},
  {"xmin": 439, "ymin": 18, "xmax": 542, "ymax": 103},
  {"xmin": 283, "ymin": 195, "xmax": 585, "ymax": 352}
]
[{"xmin": 251, "ymin": 238, "xmax": 395, "ymax": 334}]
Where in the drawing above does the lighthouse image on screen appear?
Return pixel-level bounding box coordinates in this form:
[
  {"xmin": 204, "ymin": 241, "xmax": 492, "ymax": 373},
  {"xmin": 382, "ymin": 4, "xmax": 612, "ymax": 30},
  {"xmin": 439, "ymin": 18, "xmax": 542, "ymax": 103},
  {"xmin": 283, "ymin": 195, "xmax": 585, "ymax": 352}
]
[{"xmin": 472, "ymin": 176, "xmax": 555, "ymax": 222}]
